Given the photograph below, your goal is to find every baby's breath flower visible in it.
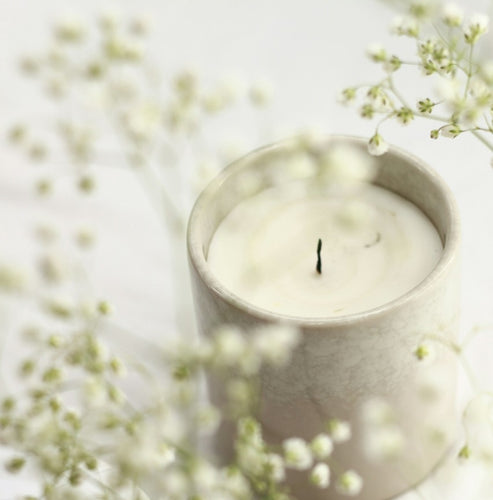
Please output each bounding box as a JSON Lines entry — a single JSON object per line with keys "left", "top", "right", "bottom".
{"left": 310, "top": 433, "right": 333, "bottom": 459}
{"left": 130, "top": 14, "right": 151, "bottom": 36}
{"left": 4, "top": 457, "right": 26, "bottom": 474}
{"left": 366, "top": 43, "right": 387, "bottom": 62}
{"left": 440, "top": 124, "right": 462, "bottom": 138}
{"left": 362, "top": 398, "right": 395, "bottom": 426}
{"left": 464, "top": 14, "right": 489, "bottom": 44}
{"left": 78, "top": 175, "right": 95, "bottom": 193}
{"left": 364, "top": 426, "right": 405, "bottom": 461}
{"left": 252, "top": 324, "right": 300, "bottom": 366}
{"left": 75, "top": 228, "right": 95, "bottom": 249}
{"left": 266, "top": 453, "right": 285, "bottom": 482}
{"left": 214, "top": 325, "right": 247, "bottom": 366}
{"left": 45, "top": 296, "right": 74, "bottom": 318}
{"left": 396, "top": 106, "right": 414, "bottom": 125}
{"left": 249, "top": 79, "right": 274, "bottom": 106}
{"left": 19, "top": 56, "right": 39, "bottom": 75}
{"left": 38, "top": 253, "right": 68, "bottom": 283}
{"left": 29, "top": 142, "right": 48, "bottom": 161}
{"left": 442, "top": 4, "right": 463, "bottom": 27}
{"left": 392, "top": 15, "right": 420, "bottom": 37}
{"left": 368, "top": 133, "right": 389, "bottom": 156}
{"left": 337, "top": 470, "right": 363, "bottom": 496}
{"left": 320, "top": 144, "right": 377, "bottom": 184}
{"left": 54, "top": 15, "right": 85, "bottom": 42}
{"left": 336, "top": 200, "right": 374, "bottom": 230}
{"left": 384, "top": 55, "right": 402, "bottom": 73}
{"left": 417, "top": 98, "right": 435, "bottom": 114}
{"left": 458, "top": 444, "right": 471, "bottom": 460}
{"left": 414, "top": 342, "right": 435, "bottom": 361}
{"left": 0, "top": 265, "right": 27, "bottom": 292}
{"left": 410, "top": 0, "right": 434, "bottom": 18}
{"left": 310, "top": 462, "right": 330, "bottom": 488}
{"left": 328, "top": 419, "right": 352, "bottom": 443}
{"left": 8, "top": 124, "right": 27, "bottom": 143}
{"left": 97, "top": 300, "right": 111, "bottom": 315}
{"left": 283, "top": 437, "right": 313, "bottom": 470}
{"left": 338, "top": 87, "right": 357, "bottom": 105}
{"left": 360, "top": 103, "right": 375, "bottom": 119}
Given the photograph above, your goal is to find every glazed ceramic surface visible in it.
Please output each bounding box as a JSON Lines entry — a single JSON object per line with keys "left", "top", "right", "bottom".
{"left": 187, "top": 136, "right": 461, "bottom": 500}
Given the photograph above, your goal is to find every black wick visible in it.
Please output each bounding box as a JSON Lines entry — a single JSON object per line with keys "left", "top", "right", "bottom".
{"left": 316, "top": 238, "right": 322, "bottom": 275}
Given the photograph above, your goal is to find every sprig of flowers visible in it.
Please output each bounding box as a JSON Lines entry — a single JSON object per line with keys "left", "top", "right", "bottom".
{"left": 342, "top": 0, "right": 493, "bottom": 158}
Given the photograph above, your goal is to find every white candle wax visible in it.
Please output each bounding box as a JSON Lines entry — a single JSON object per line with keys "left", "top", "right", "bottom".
{"left": 207, "top": 179, "right": 442, "bottom": 318}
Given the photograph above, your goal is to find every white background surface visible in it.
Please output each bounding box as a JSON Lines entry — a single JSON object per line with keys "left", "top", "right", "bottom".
{"left": 0, "top": 0, "right": 492, "bottom": 499}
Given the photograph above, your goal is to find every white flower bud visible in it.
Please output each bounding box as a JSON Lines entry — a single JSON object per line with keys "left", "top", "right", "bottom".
{"left": 464, "top": 14, "right": 489, "bottom": 44}
{"left": 328, "top": 419, "right": 352, "bottom": 443}
{"left": 267, "top": 453, "right": 285, "bottom": 482}
{"left": 368, "top": 133, "right": 389, "bottom": 156}
{"left": 310, "top": 463, "right": 330, "bottom": 488}
{"left": 310, "top": 433, "right": 334, "bottom": 459}
{"left": 283, "top": 437, "right": 313, "bottom": 470}
{"left": 252, "top": 324, "right": 300, "bottom": 366}
{"left": 249, "top": 79, "right": 274, "bottom": 106}
{"left": 214, "top": 325, "right": 246, "bottom": 365}
{"left": 321, "top": 144, "right": 377, "bottom": 183}
{"left": 366, "top": 43, "right": 387, "bottom": 62}
{"left": 337, "top": 470, "right": 363, "bottom": 496}
{"left": 442, "top": 4, "right": 463, "bottom": 27}
{"left": 364, "top": 426, "right": 405, "bottom": 461}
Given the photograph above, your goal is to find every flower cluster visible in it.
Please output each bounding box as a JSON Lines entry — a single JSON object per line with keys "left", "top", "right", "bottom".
{"left": 7, "top": 10, "right": 274, "bottom": 232}
{"left": 342, "top": 0, "right": 493, "bottom": 158}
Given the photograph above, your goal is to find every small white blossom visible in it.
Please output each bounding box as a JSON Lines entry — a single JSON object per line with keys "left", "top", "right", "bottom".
{"left": 214, "top": 325, "right": 247, "bottom": 365}
{"left": 366, "top": 43, "right": 387, "bottom": 62}
{"left": 221, "top": 467, "right": 251, "bottom": 497}
{"left": 442, "top": 4, "right": 463, "bottom": 27}
{"left": 267, "top": 453, "right": 285, "bottom": 482}
{"left": 336, "top": 200, "right": 374, "bottom": 230}
{"left": 164, "top": 469, "right": 189, "bottom": 497}
{"left": 391, "top": 16, "right": 419, "bottom": 37}
{"left": 252, "top": 324, "right": 300, "bottom": 366}
{"left": 192, "top": 461, "right": 219, "bottom": 492}
{"left": 321, "top": 144, "right": 377, "bottom": 183}
{"left": 361, "top": 398, "right": 395, "bottom": 426}
{"left": 310, "top": 434, "right": 334, "bottom": 459}
{"left": 310, "top": 463, "right": 331, "bottom": 488}
{"left": 83, "top": 377, "right": 106, "bottom": 406}
{"left": 237, "top": 444, "right": 265, "bottom": 476}
{"left": 414, "top": 341, "right": 436, "bottom": 362}
{"left": 283, "top": 437, "right": 313, "bottom": 470}
{"left": 364, "top": 426, "right": 405, "bottom": 461}
{"left": 286, "top": 153, "right": 318, "bottom": 179}
{"left": 464, "top": 14, "right": 489, "bottom": 44}
{"left": 336, "top": 470, "right": 363, "bottom": 496}
{"left": 249, "top": 79, "right": 274, "bottom": 106}
{"left": 368, "top": 133, "right": 389, "bottom": 156}
{"left": 124, "top": 102, "right": 161, "bottom": 141}
{"left": 54, "top": 14, "right": 85, "bottom": 42}
{"left": 328, "top": 419, "right": 352, "bottom": 443}
{"left": 440, "top": 124, "right": 461, "bottom": 138}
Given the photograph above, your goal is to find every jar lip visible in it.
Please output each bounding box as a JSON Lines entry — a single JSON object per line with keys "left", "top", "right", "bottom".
{"left": 187, "top": 134, "right": 461, "bottom": 328}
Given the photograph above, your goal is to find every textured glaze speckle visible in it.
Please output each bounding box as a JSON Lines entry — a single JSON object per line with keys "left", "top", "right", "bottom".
{"left": 187, "top": 136, "right": 460, "bottom": 500}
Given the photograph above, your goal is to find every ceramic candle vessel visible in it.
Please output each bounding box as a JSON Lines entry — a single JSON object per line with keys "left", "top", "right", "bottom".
{"left": 187, "top": 136, "right": 460, "bottom": 500}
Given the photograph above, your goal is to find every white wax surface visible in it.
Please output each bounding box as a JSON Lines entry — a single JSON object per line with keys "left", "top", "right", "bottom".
{"left": 207, "top": 180, "right": 443, "bottom": 318}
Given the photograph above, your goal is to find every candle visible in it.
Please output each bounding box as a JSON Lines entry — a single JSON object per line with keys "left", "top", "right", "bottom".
{"left": 187, "top": 136, "right": 460, "bottom": 500}
{"left": 207, "top": 180, "right": 442, "bottom": 318}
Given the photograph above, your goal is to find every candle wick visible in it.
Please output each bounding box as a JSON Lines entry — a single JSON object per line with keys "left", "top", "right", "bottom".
{"left": 316, "top": 238, "right": 322, "bottom": 275}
